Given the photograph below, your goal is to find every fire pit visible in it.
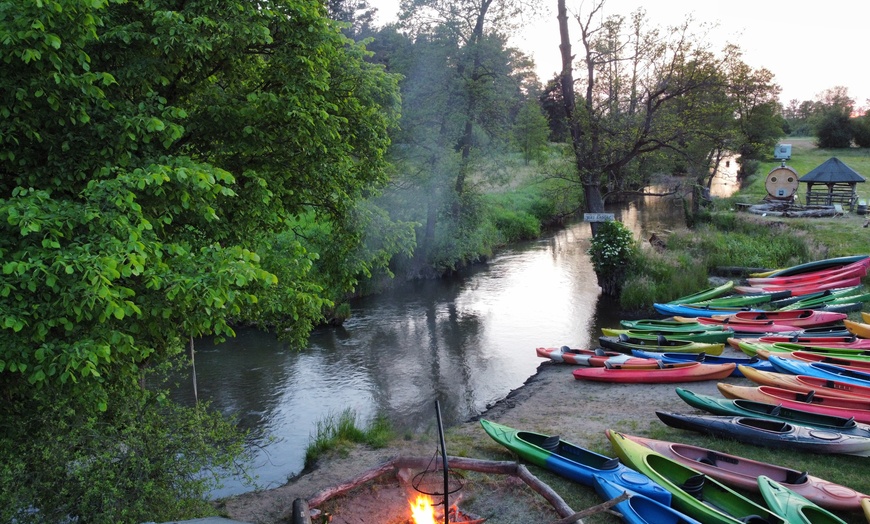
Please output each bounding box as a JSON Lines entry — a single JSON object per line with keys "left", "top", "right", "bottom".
{"left": 407, "top": 494, "right": 485, "bottom": 524}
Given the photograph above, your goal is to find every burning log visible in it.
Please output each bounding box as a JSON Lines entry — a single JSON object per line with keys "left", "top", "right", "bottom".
{"left": 297, "top": 455, "right": 623, "bottom": 524}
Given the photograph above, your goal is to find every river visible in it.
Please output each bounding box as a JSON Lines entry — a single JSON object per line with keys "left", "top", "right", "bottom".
{"left": 174, "top": 186, "right": 695, "bottom": 498}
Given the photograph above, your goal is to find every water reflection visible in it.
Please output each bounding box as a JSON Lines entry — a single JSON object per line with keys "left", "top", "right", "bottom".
{"left": 176, "top": 171, "right": 734, "bottom": 497}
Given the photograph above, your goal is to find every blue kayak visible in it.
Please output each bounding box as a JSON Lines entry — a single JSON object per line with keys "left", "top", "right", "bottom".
{"left": 768, "top": 355, "right": 870, "bottom": 387}
{"left": 593, "top": 474, "right": 702, "bottom": 524}
{"left": 652, "top": 303, "right": 764, "bottom": 318}
{"left": 480, "top": 419, "right": 672, "bottom": 504}
{"left": 630, "top": 350, "right": 774, "bottom": 377}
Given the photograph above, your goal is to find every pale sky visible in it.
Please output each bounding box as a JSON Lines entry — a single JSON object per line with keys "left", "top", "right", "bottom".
{"left": 371, "top": 0, "right": 870, "bottom": 109}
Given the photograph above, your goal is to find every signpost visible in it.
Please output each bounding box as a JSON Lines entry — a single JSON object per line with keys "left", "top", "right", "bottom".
{"left": 583, "top": 213, "right": 615, "bottom": 222}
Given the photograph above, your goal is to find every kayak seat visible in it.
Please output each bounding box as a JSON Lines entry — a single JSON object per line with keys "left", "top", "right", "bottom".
{"left": 541, "top": 435, "right": 560, "bottom": 452}
{"left": 680, "top": 473, "right": 705, "bottom": 499}
{"left": 601, "top": 457, "right": 619, "bottom": 470}
{"left": 560, "top": 345, "right": 571, "bottom": 353}
{"left": 594, "top": 348, "right": 608, "bottom": 356}
{"left": 697, "top": 452, "right": 716, "bottom": 466}
{"left": 694, "top": 352, "right": 707, "bottom": 362}
{"left": 769, "top": 405, "right": 782, "bottom": 416}
{"left": 786, "top": 470, "right": 809, "bottom": 484}
{"left": 657, "top": 334, "right": 667, "bottom": 345}
{"left": 802, "top": 390, "right": 816, "bottom": 403}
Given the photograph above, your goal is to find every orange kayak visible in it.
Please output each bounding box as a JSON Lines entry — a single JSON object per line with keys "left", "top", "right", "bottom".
{"left": 738, "top": 365, "right": 870, "bottom": 400}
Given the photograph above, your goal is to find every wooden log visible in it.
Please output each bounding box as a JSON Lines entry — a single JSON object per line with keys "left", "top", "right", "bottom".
{"left": 290, "top": 498, "right": 311, "bottom": 524}
{"left": 552, "top": 493, "right": 628, "bottom": 524}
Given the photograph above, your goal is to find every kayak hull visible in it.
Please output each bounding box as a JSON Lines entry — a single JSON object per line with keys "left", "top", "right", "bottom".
{"left": 656, "top": 411, "right": 870, "bottom": 456}
{"left": 572, "top": 362, "right": 736, "bottom": 383}
{"left": 615, "top": 432, "right": 868, "bottom": 511}
{"left": 757, "top": 475, "right": 849, "bottom": 524}
{"left": 479, "top": 419, "right": 672, "bottom": 503}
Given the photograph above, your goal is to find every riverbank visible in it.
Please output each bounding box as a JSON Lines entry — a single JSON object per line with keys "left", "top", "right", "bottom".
{"left": 213, "top": 358, "right": 745, "bottom": 523}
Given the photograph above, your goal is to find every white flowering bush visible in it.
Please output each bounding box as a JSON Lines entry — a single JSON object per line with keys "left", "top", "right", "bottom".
{"left": 588, "top": 220, "right": 639, "bottom": 295}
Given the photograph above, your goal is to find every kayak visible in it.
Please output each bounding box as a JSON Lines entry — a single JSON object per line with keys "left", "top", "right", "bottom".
{"left": 770, "top": 285, "right": 866, "bottom": 309}
{"left": 683, "top": 317, "right": 800, "bottom": 334}
{"left": 780, "top": 291, "right": 870, "bottom": 312}
{"left": 592, "top": 474, "right": 702, "bottom": 524}
{"left": 863, "top": 497, "right": 870, "bottom": 524}
{"left": 479, "top": 419, "right": 672, "bottom": 503}
{"left": 747, "top": 258, "right": 870, "bottom": 286}
{"left": 707, "top": 309, "right": 847, "bottom": 328}
{"left": 757, "top": 475, "right": 848, "bottom": 524}
{"left": 674, "top": 387, "right": 870, "bottom": 438}
{"left": 844, "top": 319, "right": 870, "bottom": 339}
{"left": 536, "top": 346, "right": 659, "bottom": 367}
{"left": 665, "top": 281, "right": 735, "bottom": 304}
{"left": 762, "top": 255, "right": 870, "bottom": 278}
{"left": 656, "top": 411, "right": 870, "bottom": 456}
{"left": 598, "top": 334, "right": 724, "bottom": 355}
{"left": 739, "top": 365, "right": 870, "bottom": 400}
{"left": 619, "top": 319, "right": 729, "bottom": 332}
{"left": 752, "top": 335, "right": 870, "bottom": 348}
{"left": 629, "top": 349, "right": 774, "bottom": 377}
{"left": 572, "top": 362, "right": 736, "bottom": 384}
{"left": 767, "top": 355, "right": 870, "bottom": 387}
{"left": 613, "top": 431, "right": 868, "bottom": 511}
{"left": 691, "top": 291, "right": 788, "bottom": 308}
{"left": 606, "top": 429, "right": 788, "bottom": 524}
{"left": 772, "top": 351, "right": 870, "bottom": 372}
{"left": 717, "top": 383, "right": 870, "bottom": 424}
{"left": 734, "top": 276, "right": 865, "bottom": 296}
{"left": 601, "top": 328, "right": 734, "bottom": 344}
{"left": 652, "top": 303, "right": 763, "bottom": 318}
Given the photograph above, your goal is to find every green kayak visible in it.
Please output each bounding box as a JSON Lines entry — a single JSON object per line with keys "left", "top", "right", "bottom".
{"left": 758, "top": 476, "right": 847, "bottom": 524}
{"left": 599, "top": 335, "right": 725, "bottom": 355}
{"left": 673, "top": 388, "right": 870, "bottom": 435}
{"left": 600, "top": 328, "right": 734, "bottom": 344}
{"left": 665, "top": 281, "right": 735, "bottom": 305}
{"left": 619, "top": 319, "right": 728, "bottom": 332}
{"left": 607, "top": 430, "right": 787, "bottom": 524}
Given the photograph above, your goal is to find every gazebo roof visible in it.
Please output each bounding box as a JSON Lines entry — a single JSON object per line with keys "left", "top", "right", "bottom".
{"left": 799, "top": 157, "right": 866, "bottom": 184}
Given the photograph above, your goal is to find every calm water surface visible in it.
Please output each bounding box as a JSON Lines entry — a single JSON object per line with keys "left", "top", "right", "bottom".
{"left": 176, "top": 190, "right": 689, "bottom": 497}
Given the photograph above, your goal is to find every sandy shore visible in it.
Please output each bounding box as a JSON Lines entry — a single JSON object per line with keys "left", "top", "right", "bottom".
{"left": 217, "top": 356, "right": 741, "bottom": 523}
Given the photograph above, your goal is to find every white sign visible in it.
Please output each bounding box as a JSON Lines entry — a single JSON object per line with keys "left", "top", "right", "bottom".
{"left": 583, "top": 213, "right": 615, "bottom": 222}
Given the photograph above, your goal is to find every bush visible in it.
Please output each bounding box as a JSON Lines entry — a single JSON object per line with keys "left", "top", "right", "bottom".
{"left": 588, "top": 221, "right": 639, "bottom": 296}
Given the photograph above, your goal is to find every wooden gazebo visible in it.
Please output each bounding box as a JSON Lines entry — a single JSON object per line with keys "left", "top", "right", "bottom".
{"left": 799, "top": 157, "right": 866, "bottom": 211}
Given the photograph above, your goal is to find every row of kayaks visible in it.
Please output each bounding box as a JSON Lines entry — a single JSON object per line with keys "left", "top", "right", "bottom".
{"left": 480, "top": 418, "right": 862, "bottom": 523}
{"left": 518, "top": 255, "right": 870, "bottom": 521}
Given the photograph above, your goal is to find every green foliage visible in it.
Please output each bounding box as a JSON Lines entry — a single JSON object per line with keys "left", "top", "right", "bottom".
{"left": 304, "top": 408, "right": 393, "bottom": 467}
{"left": 1, "top": 0, "right": 404, "bottom": 520}
{"left": 512, "top": 100, "right": 551, "bottom": 165}
{"left": 853, "top": 112, "right": 870, "bottom": 148}
{"left": 814, "top": 108, "right": 854, "bottom": 148}
{"left": 0, "top": 375, "right": 249, "bottom": 524}
{"left": 620, "top": 250, "right": 710, "bottom": 310}
{"left": 587, "top": 221, "right": 639, "bottom": 296}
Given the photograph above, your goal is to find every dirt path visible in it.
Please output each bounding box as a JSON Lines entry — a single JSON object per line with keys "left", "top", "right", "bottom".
{"left": 216, "top": 357, "right": 738, "bottom": 523}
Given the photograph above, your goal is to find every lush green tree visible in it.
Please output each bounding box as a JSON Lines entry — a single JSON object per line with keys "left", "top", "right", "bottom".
{"left": 812, "top": 86, "right": 855, "bottom": 148}
{"left": 724, "top": 52, "right": 785, "bottom": 161}
{"left": 0, "top": 0, "right": 403, "bottom": 520}
{"left": 513, "top": 99, "right": 551, "bottom": 164}
{"left": 854, "top": 111, "right": 870, "bottom": 148}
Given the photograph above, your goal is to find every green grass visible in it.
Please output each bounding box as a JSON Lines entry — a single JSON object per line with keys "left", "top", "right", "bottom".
{"left": 304, "top": 408, "right": 393, "bottom": 468}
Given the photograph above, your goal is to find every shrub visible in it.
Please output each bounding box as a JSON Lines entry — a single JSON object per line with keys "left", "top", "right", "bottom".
{"left": 588, "top": 221, "right": 639, "bottom": 296}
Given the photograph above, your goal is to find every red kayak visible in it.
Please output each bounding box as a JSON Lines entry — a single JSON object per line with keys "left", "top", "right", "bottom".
{"left": 536, "top": 346, "right": 659, "bottom": 368}
{"left": 615, "top": 431, "right": 869, "bottom": 511}
{"left": 708, "top": 310, "right": 846, "bottom": 328}
{"left": 739, "top": 365, "right": 870, "bottom": 400}
{"left": 572, "top": 361, "right": 735, "bottom": 383}
{"left": 734, "top": 276, "right": 864, "bottom": 296}
{"left": 718, "top": 383, "right": 870, "bottom": 424}
{"left": 746, "top": 258, "right": 870, "bottom": 286}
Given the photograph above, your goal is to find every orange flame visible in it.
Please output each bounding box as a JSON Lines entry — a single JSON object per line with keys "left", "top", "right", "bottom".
{"left": 410, "top": 495, "right": 437, "bottom": 524}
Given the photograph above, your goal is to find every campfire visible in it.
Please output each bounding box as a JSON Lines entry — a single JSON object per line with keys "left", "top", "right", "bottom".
{"left": 407, "top": 494, "right": 484, "bottom": 524}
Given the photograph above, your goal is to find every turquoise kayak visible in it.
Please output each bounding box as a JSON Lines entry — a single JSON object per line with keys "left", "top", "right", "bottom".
{"left": 758, "top": 475, "right": 847, "bottom": 524}
{"left": 479, "top": 419, "right": 671, "bottom": 504}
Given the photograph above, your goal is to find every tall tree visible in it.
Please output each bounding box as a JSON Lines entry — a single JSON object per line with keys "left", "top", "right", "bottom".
{"left": 0, "top": 0, "right": 403, "bottom": 519}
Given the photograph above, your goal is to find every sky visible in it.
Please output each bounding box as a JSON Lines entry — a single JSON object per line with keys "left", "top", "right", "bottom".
{"left": 371, "top": 0, "right": 870, "bottom": 109}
